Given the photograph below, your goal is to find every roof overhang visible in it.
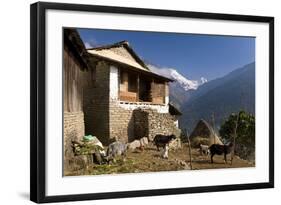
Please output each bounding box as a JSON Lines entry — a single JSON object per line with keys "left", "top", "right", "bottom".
{"left": 64, "top": 29, "right": 90, "bottom": 70}
{"left": 169, "top": 103, "right": 182, "bottom": 115}
{"left": 88, "top": 52, "right": 174, "bottom": 82}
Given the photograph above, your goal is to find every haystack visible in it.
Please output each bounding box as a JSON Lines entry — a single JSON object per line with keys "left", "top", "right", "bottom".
{"left": 189, "top": 119, "right": 222, "bottom": 147}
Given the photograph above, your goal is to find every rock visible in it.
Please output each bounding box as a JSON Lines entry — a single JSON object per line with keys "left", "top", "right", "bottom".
{"left": 84, "top": 136, "right": 106, "bottom": 156}
{"left": 87, "top": 136, "right": 104, "bottom": 148}
{"left": 127, "top": 137, "right": 148, "bottom": 151}
{"left": 169, "top": 137, "right": 182, "bottom": 149}
{"left": 127, "top": 140, "right": 141, "bottom": 150}
{"left": 179, "top": 160, "right": 187, "bottom": 167}
{"left": 140, "top": 137, "right": 149, "bottom": 147}
{"left": 71, "top": 136, "right": 107, "bottom": 165}
{"left": 175, "top": 159, "right": 191, "bottom": 170}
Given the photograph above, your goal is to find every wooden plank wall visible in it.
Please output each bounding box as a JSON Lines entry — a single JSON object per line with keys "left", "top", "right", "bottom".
{"left": 64, "top": 46, "right": 90, "bottom": 112}
{"left": 118, "top": 69, "right": 167, "bottom": 104}
{"left": 151, "top": 80, "right": 166, "bottom": 104}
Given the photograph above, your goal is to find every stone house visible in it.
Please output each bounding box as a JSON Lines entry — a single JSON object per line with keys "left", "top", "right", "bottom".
{"left": 63, "top": 28, "right": 181, "bottom": 150}
{"left": 84, "top": 40, "right": 182, "bottom": 144}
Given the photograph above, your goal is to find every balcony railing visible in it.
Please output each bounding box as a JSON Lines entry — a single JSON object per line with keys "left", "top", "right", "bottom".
{"left": 119, "top": 91, "right": 137, "bottom": 102}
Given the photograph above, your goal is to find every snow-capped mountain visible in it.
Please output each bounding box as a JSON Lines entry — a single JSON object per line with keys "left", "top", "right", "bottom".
{"left": 181, "top": 62, "right": 255, "bottom": 132}
{"left": 148, "top": 64, "right": 207, "bottom": 91}
{"left": 200, "top": 77, "right": 208, "bottom": 84}
{"left": 169, "top": 69, "right": 200, "bottom": 90}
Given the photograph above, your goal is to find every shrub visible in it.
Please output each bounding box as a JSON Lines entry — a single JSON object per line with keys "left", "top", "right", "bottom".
{"left": 219, "top": 110, "right": 255, "bottom": 160}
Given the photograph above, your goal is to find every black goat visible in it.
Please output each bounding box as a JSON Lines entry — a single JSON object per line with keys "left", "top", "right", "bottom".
{"left": 153, "top": 134, "right": 176, "bottom": 151}
{"left": 209, "top": 142, "right": 234, "bottom": 164}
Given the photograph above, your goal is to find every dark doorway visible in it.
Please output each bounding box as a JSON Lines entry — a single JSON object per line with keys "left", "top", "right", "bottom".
{"left": 139, "top": 78, "right": 152, "bottom": 102}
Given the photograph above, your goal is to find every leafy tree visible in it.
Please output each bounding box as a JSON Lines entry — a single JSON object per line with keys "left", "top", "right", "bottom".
{"left": 219, "top": 111, "right": 255, "bottom": 159}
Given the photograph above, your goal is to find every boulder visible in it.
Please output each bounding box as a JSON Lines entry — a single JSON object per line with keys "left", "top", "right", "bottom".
{"left": 83, "top": 135, "right": 106, "bottom": 156}
{"left": 140, "top": 137, "right": 148, "bottom": 147}
{"left": 71, "top": 135, "right": 107, "bottom": 165}
{"left": 84, "top": 135, "right": 104, "bottom": 148}
{"left": 175, "top": 159, "right": 191, "bottom": 170}
{"left": 169, "top": 137, "right": 181, "bottom": 149}
{"left": 127, "top": 140, "right": 141, "bottom": 150}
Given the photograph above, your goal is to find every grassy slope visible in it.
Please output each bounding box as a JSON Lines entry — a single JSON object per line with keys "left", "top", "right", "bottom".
{"left": 66, "top": 144, "right": 254, "bottom": 176}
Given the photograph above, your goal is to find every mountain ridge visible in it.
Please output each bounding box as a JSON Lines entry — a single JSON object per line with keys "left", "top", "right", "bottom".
{"left": 180, "top": 62, "right": 255, "bottom": 132}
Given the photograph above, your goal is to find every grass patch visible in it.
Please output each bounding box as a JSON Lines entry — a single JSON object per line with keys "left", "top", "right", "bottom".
{"left": 66, "top": 144, "right": 254, "bottom": 176}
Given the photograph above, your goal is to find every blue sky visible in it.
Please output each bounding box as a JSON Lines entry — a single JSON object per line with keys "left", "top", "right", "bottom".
{"left": 78, "top": 28, "right": 255, "bottom": 81}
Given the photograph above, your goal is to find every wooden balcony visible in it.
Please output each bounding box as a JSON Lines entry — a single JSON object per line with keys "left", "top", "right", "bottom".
{"left": 119, "top": 91, "right": 137, "bottom": 102}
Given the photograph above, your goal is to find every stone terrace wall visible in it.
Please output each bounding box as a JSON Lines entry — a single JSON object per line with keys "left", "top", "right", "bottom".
{"left": 134, "top": 108, "right": 181, "bottom": 141}
{"left": 109, "top": 104, "right": 181, "bottom": 143}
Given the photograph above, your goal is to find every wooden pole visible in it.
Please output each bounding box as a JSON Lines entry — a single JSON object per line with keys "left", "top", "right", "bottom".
{"left": 185, "top": 129, "right": 193, "bottom": 170}
{"left": 150, "top": 78, "right": 154, "bottom": 102}
{"left": 211, "top": 112, "right": 215, "bottom": 144}
{"left": 137, "top": 74, "right": 140, "bottom": 101}
{"left": 231, "top": 111, "right": 240, "bottom": 165}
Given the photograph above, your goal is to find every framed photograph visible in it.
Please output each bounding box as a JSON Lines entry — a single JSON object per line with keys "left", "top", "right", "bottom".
{"left": 30, "top": 2, "right": 274, "bottom": 203}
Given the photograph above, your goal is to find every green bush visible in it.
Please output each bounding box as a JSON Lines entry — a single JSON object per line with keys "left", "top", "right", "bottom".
{"left": 219, "top": 110, "right": 255, "bottom": 159}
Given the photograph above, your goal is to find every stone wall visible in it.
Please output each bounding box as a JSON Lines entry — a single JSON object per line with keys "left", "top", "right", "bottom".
{"left": 64, "top": 111, "right": 85, "bottom": 172}
{"left": 109, "top": 103, "right": 181, "bottom": 142}
{"left": 64, "top": 111, "right": 85, "bottom": 148}
{"left": 134, "top": 108, "right": 181, "bottom": 141}
{"left": 108, "top": 65, "right": 133, "bottom": 142}
{"left": 109, "top": 100, "right": 134, "bottom": 142}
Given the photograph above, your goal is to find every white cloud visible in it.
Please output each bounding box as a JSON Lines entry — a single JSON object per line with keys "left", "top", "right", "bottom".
{"left": 84, "top": 38, "right": 98, "bottom": 49}
{"left": 147, "top": 64, "right": 174, "bottom": 78}
{"left": 84, "top": 42, "right": 92, "bottom": 49}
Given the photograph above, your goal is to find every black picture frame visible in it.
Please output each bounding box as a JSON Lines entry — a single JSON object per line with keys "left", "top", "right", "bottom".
{"left": 30, "top": 2, "right": 274, "bottom": 203}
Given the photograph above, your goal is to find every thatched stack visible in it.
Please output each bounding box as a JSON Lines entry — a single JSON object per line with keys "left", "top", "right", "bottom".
{"left": 189, "top": 119, "right": 223, "bottom": 147}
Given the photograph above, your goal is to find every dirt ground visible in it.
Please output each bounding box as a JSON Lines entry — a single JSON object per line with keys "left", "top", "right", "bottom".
{"left": 65, "top": 143, "right": 255, "bottom": 176}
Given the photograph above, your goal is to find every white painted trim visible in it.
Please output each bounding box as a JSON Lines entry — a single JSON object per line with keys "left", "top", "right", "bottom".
{"left": 117, "top": 101, "right": 169, "bottom": 113}
{"left": 109, "top": 65, "right": 119, "bottom": 100}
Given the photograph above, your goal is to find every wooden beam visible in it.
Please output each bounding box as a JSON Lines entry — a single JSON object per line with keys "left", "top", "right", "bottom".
{"left": 118, "top": 68, "right": 120, "bottom": 100}
{"left": 137, "top": 74, "right": 140, "bottom": 101}
{"left": 150, "top": 78, "right": 154, "bottom": 102}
